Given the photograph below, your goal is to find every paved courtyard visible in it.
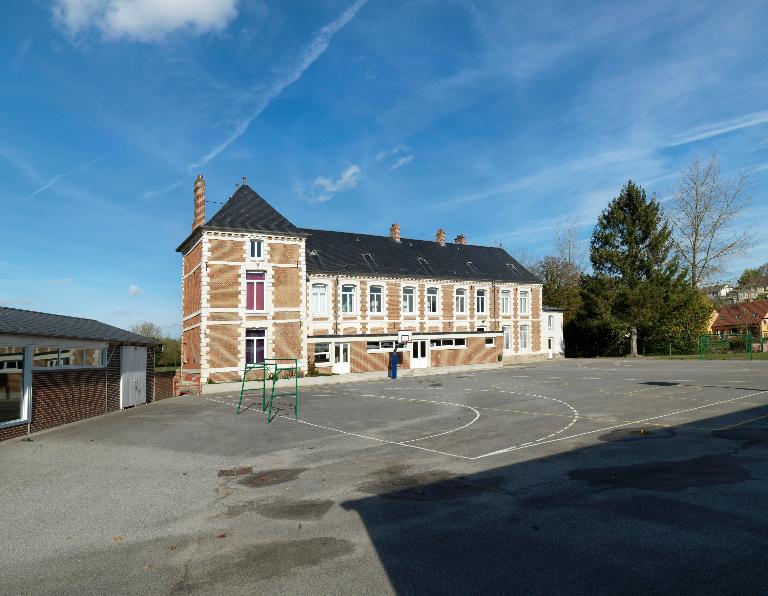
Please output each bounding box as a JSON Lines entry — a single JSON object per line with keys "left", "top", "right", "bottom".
{"left": 2, "top": 358, "right": 768, "bottom": 594}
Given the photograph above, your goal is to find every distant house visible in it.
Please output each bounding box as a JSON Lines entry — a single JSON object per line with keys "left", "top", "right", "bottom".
{"left": 0, "top": 307, "right": 160, "bottom": 443}
{"left": 710, "top": 300, "right": 768, "bottom": 339}
{"left": 702, "top": 283, "right": 733, "bottom": 301}
{"left": 730, "top": 276, "right": 768, "bottom": 303}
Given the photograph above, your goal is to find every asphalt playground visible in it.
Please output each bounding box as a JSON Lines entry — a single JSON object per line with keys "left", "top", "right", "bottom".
{"left": 2, "top": 358, "right": 768, "bottom": 594}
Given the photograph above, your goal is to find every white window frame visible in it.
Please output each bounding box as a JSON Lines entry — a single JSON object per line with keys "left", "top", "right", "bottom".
{"left": 245, "top": 328, "right": 266, "bottom": 364}
{"left": 31, "top": 346, "right": 107, "bottom": 370}
{"left": 0, "top": 345, "right": 32, "bottom": 429}
{"left": 246, "top": 271, "right": 267, "bottom": 313}
{"left": 313, "top": 342, "right": 331, "bottom": 365}
{"left": 341, "top": 283, "right": 357, "bottom": 314}
{"left": 548, "top": 314, "right": 554, "bottom": 330}
{"left": 500, "top": 290, "right": 511, "bottom": 315}
{"left": 369, "top": 285, "right": 384, "bottom": 315}
{"left": 476, "top": 288, "right": 487, "bottom": 314}
{"left": 519, "top": 290, "right": 530, "bottom": 316}
{"left": 402, "top": 286, "right": 416, "bottom": 315}
{"left": 426, "top": 287, "right": 439, "bottom": 314}
{"left": 455, "top": 287, "right": 467, "bottom": 314}
{"left": 311, "top": 283, "right": 328, "bottom": 316}
{"left": 520, "top": 324, "right": 530, "bottom": 351}
{"left": 249, "top": 239, "right": 264, "bottom": 259}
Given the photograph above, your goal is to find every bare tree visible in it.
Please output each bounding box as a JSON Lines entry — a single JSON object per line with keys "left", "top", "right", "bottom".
{"left": 667, "top": 153, "right": 753, "bottom": 288}
{"left": 554, "top": 217, "right": 587, "bottom": 271}
{"left": 131, "top": 321, "right": 163, "bottom": 339}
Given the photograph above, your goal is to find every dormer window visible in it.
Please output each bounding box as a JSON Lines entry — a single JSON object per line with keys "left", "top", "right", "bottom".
{"left": 309, "top": 249, "right": 318, "bottom": 257}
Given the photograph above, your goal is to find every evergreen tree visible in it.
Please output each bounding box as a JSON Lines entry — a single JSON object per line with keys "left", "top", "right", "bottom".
{"left": 573, "top": 180, "right": 711, "bottom": 357}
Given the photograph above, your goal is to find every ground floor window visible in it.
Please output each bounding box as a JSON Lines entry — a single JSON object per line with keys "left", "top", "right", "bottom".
{"left": 367, "top": 340, "right": 395, "bottom": 351}
{"left": 0, "top": 346, "right": 25, "bottom": 424}
{"left": 245, "top": 329, "right": 265, "bottom": 364}
{"left": 520, "top": 324, "right": 530, "bottom": 350}
{"left": 314, "top": 343, "right": 330, "bottom": 363}
{"left": 430, "top": 338, "right": 467, "bottom": 348}
{"left": 485, "top": 336, "right": 495, "bottom": 346}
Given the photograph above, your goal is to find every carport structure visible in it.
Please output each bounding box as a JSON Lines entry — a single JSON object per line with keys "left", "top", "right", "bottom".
{"left": 0, "top": 307, "right": 160, "bottom": 442}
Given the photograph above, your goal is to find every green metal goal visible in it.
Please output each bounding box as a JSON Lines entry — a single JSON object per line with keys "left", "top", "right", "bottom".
{"left": 236, "top": 358, "right": 299, "bottom": 423}
{"left": 698, "top": 333, "right": 753, "bottom": 361}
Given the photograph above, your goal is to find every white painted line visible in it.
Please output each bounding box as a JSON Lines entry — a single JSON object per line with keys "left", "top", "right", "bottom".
{"left": 281, "top": 417, "right": 472, "bottom": 460}
{"left": 473, "top": 388, "right": 768, "bottom": 459}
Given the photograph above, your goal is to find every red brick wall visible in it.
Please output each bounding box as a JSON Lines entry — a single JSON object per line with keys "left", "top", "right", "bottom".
{"left": 154, "top": 370, "right": 177, "bottom": 400}
{"left": 430, "top": 337, "right": 500, "bottom": 367}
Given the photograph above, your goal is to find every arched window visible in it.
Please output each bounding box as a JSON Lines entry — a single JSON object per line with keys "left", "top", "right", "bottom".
{"left": 426, "top": 287, "right": 439, "bottom": 313}
{"left": 311, "top": 283, "right": 328, "bottom": 316}
{"left": 500, "top": 290, "right": 511, "bottom": 314}
{"left": 455, "top": 288, "right": 467, "bottom": 314}
{"left": 369, "top": 285, "right": 383, "bottom": 314}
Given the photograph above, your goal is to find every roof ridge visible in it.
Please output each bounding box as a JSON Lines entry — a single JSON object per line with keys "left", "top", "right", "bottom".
{"left": 0, "top": 305, "right": 101, "bottom": 324}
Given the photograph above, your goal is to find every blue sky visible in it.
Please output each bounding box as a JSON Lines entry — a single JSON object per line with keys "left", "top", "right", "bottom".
{"left": 2, "top": 0, "right": 768, "bottom": 337}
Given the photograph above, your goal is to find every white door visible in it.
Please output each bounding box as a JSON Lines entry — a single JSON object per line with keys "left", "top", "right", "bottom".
{"left": 121, "top": 346, "right": 147, "bottom": 408}
{"left": 333, "top": 343, "right": 350, "bottom": 374}
{"left": 503, "top": 326, "right": 512, "bottom": 355}
{"left": 411, "top": 340, "right": 429, "bottom": 368}
{"left": 548, "top": 337, "right": 554, "bottom": 359}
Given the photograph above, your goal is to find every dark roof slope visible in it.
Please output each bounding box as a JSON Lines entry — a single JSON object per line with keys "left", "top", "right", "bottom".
{"left": 177, "top": 184, "right": 303, "bottom": 252}
{"left": 0, "top": 307, "right": 161, "bottom": 345}
{"left": 302, "top": 228, "right": 540, "bottom": 283}
{"left": 206, "top": 185, "right": 300, "bottom": 235}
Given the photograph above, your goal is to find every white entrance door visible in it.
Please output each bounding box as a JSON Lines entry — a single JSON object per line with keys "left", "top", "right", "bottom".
{"left": 503, "top": 326, "right": 512, "bottom": 355}
{"left": 411, "top": 340, "right": 429, "bottom": 368}
{"left": 548, "top": 337, "right": 554, "bottom": 359}
{"left": 333, "top": 343, "right": 350, "bottom": 374}
{"left": 120, "top": 346, "right": 147, "bottom": 408}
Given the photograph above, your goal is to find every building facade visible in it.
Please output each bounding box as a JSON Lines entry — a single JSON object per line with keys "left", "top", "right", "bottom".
{"left": 177, "top": 177, "right": 547, "bottom": 391}
{"left": 0, "top": 307, "right": 160, "bottom": 443}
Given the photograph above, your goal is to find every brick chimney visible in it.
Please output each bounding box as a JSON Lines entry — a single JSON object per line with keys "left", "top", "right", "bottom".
{"left": 390, "top": 223, "right": 401, "bottom": 242}
{"left": 436, "top": 228, "right": 446, "bottom": 246}
{"left": 454, "top": 234, "right": 467, "bottom": 245}
{"left": 193, "top": 174, "right": 206, "bottom": 230}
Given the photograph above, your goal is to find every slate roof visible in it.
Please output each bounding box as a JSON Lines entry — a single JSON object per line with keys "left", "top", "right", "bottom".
{"left": 302, "top": 228, "right": 541, "bottom": 283}
{"left": 177, "top": 185, "right": 302, "bottom": 252}
{"left": 0, "top": 307, "right": 161, "bottom": 345}
{"left": 176, "top": 182, "right": 541, "bottom": 283}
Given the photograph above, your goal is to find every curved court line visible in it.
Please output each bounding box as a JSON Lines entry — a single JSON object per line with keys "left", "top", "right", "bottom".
{"left": 473, "top": 388, "right": 768, "bottom": 458}
{"left": 336, "top": 391, "right": 481, "bottom": 444}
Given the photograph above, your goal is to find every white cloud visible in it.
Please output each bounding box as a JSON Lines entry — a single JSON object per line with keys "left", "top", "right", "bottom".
{"left": 190, "top": 0, "right": 367, "bottom": 169}
{"left": 375, "top": 144, "right": 414, "bottom": 172}
{"left": 667, "top": 110, "right": 768, "bottom": 147}
{"left": 53, "top": 0, "right": 239, "bottom": 42}
{"left": 128, "top": 284, "right": 142, "bottom": 296}
{"left": 297, "top": 164, "right": 363, "bottom": 203}
{"left": 312, "top": 164, "right": 362, "bottom": 194}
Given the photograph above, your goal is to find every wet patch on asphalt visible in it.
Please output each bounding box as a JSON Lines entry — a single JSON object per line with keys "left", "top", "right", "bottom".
{"left": 358, "top": 467, "right": 503, "bottom": 501}
{"left": 218, "top": 465, "right": 253, "bottom": 477}
{"left": 228, "top": 499, "right": 334, "bottom": 521}
{"left": 568, "top": 455, "right": 750, "bottom": 491}
{"left": 712, "top": 427, "right": 768, "bottom": 449}
{"left": 599, "top": 428, "right": 676, "bottom": 442}
{"left": 237, "top": 468, "right": 306, "bottom": 488}
{"left": 170, "top": 537, "right": 354, "bottom": 593}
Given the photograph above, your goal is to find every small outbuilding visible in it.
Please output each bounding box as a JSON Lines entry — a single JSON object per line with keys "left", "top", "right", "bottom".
{"left": 0, "top": 307, "right": 160, "bottom": 442}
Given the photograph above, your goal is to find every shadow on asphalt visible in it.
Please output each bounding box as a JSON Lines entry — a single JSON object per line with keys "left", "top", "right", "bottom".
{"left": 342, "top": 403, "right": 768, "bottom": 595}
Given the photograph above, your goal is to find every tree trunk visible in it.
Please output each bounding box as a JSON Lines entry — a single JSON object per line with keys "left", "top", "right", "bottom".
{"left": 630, "top": 327, "right": 638, "bottom": 357}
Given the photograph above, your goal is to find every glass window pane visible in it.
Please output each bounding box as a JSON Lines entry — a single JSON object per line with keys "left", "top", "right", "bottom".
{"left": 33, "top": 347, "right": 59, "bottom": 368}
{"left": 83, "top": 349, "right": 103, "bottom": 367}
{"left": 255, "top": 280, "right": 265, "bottom": 311}
{"left": 245, "top": 340, "right": 254, "bottom": 363}
{"left": 0, "top": 346, "right": 24, "bottom": 423}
